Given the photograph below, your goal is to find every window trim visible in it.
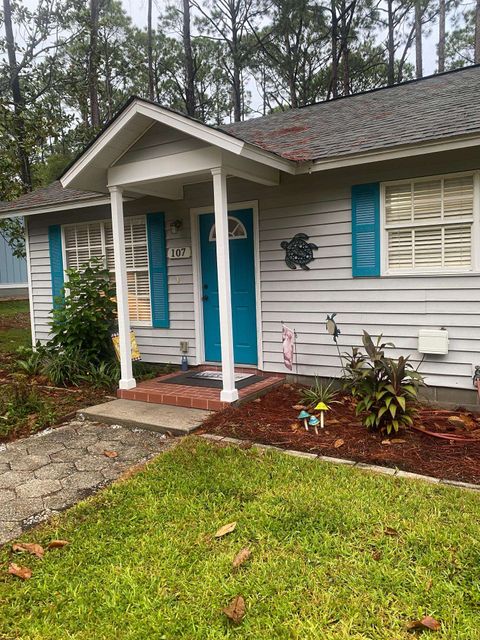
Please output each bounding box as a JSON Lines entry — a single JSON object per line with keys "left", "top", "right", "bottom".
{"left": 208, "top": 216, "right": 248, "bottom": 242}
{"left": 380, "top": 170, "right": 480, "bottom": 277}
{"left": 61, "top": 215, "right": 152, "bottom": 327}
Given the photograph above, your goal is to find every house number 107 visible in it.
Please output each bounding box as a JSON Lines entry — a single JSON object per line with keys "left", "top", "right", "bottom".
{"left": 168, "top": 247, "right": 191, "bottom": 259}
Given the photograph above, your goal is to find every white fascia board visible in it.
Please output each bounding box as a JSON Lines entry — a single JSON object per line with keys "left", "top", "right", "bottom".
{"left": 240, "top": 142, "right": 297, "bottom": 174}
{"left": 298, "top": 134, "right": 480, "bottom": 174}
{"left": 61, "top": 101, "right": 142, "bottom": 188}
{"left": 0, "top": 197, "right": 112, "bottom": 219}
{"left": 135, "top": 102, "right": 246, "bottom": 155}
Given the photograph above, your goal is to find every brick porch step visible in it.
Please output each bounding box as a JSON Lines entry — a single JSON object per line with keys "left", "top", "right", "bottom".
{"left": 117, "top": 372, "right": 285, "bottom": 411}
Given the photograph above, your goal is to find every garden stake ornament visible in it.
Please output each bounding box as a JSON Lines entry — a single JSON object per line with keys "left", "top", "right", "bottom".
{"left": 314, "top": 402, "right": 329, "bottom": 430}
{"left": 326, "top": 313, "right": 345, "bottom": 375}
{"left": 308, "top": 415, "right": 320, "bottom": 435}
{"left": 298, "top": 410, "right": 311, "bottom": 431}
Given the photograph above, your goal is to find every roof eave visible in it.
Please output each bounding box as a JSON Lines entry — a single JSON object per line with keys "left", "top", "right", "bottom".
{"left": 299, "top": 132, "right": 480, "bottom": 173}
{"left": 0, "top": 196, "right": 111, "bottom": 219}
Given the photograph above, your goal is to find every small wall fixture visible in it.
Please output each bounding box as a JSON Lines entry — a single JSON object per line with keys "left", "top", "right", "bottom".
{"left": 170, "top": 219, "right": 183, "bottom": 235}
{"left": 418, "top": 329, "right": 449, "bottom": 355}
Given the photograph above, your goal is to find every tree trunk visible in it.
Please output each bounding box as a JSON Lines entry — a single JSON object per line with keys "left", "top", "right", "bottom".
{"left": 330, "top": 0, "right": 339, "bottom": 98}
{"left": 88, "top": 0, "right": 101, "bottom": 128}
{"left": 438, "top": 0, "right": 445, "bottom": 72}
{"left": 147, "top": 0, "right": 155, "bottom": 101}
{"left": 3, "top": 0, "right": 32, "bottom": 191}
{"left": 340, "top": 0, "right": 350, "bottom": 95}
{"left": 387, "top": 0, "right": 395, "bottom": 85}
{"left": 415, "top": 2, "right": 423, "bottom": 78}
{"left": 231, "top": 26, "right": 242, "bottom": 121}
{"left": 475, "top": 0, "right": 480, "bottom": 63}
{"left": 182, "top": 0, "right": 196, "bottom": 116}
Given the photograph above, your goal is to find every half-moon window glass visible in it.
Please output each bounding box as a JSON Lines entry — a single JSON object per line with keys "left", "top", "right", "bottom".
{"left": 209, "top": 216, "right": 247, "bottom": 242}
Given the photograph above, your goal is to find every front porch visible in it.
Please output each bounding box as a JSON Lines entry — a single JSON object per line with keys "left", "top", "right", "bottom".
{"left": 58, "top": 99, "right": 292, "bottom": 404}
{"left": 117, "top": 366, "right": 285, "bottom": 411}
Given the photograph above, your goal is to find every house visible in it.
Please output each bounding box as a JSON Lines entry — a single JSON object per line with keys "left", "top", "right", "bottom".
{"left": 2, "top": 65, "right": 480, "bottom": 406}
{"left": 0, "top": 220, "right": 27, "bottom": 298}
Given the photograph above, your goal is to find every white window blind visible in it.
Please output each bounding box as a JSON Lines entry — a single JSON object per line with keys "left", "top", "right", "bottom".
{"left": 384, "top": 174, "right": 475, "bottom": 273}
{"left": 63, "top": 217, "right": 151, "bottom": 324}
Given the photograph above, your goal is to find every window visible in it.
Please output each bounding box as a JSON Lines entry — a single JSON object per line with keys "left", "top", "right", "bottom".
{"left": 209, "top": 216, "right": 247, "bottom": 241}
{"left": 63, "top": 216, "right": 151, "bottom": 324}
{"left": 383, "top": 174, "right": 476, "bottom": 273}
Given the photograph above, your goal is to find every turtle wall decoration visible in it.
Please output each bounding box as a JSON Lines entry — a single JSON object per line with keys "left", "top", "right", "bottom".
{"left": 281, "top": 233, "right": 318, "bottom": 270}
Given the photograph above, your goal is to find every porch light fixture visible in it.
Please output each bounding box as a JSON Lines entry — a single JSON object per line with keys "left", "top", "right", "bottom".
{"left": 170, "top": 219, "right": 183, "bottom": 235}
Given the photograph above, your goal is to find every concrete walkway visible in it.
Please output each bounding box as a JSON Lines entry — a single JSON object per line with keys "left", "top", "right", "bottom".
{"left": 0, "top": 419, "right": 174, "bottom": 546}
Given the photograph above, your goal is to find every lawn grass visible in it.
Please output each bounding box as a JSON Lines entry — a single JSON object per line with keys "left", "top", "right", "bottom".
{"left": 0, "top": 298, "right": 31, "bottom": 353}
{"left": 0, "top": 438, "right": 479, "bottom": 640}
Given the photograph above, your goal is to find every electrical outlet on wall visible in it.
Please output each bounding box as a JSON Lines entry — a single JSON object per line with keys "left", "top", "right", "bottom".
{"left": 180, "top": 341, "right": 189, "bottom": 353}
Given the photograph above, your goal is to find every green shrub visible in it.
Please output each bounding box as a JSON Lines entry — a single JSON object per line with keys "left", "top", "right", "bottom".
{"left": 49, "top": 258, "right": 117, "bottom": 365}
{"left": 343, "top": 331, "right": 423, "bottom": 435}
{"left": 300, "top": 378, "right": 339, "bottom": 407}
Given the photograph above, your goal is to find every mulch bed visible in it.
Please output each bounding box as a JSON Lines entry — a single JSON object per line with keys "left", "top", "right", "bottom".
{"left": 199, "top": 385, "right": 480, "bottom": 484}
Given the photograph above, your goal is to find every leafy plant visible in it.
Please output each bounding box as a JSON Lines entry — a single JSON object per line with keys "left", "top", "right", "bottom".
{"left": 343, "top": 331, "right": 423, "bottom": 434}
{"left": 14, "top": 343, "right": 49, "bottom": 376}
{"left": 49, "top": 258, "right": 117, "bottom": 365}
{"left": 77, "top": 360, "right": 120, "bottom": 390}
{"left": 42, "top": 348, "right": 87, "bottom": 387}
{"left": 300, "top": 377, "right": 339, "bottom": 407}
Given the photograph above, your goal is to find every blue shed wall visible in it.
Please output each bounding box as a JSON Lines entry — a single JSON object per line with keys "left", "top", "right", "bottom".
{"left": 0, "top": 231, "right": 27, "bottom": 285}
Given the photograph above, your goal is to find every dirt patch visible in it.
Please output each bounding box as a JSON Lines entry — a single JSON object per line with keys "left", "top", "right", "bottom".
{"left": 198, "top": 386, "right": 480, "bottom": 484}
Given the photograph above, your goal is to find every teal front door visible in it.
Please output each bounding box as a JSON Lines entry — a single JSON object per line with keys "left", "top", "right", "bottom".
{"left": 199, "top": 208, "right": 258, "bottom": 365}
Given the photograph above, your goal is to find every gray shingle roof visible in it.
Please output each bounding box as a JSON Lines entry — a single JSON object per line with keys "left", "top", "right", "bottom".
{"left": 0, "top": 181, "right": 102, "bottom": 215}
{"left": 2, "top": 66, "right": 480, "bottom": 214}
{"left": 221, "top": 65, "right": 480, "bottom": 162}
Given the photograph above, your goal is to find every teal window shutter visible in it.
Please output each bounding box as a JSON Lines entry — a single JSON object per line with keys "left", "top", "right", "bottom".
{"left": 351, "top": 182, "right": 380, "bottom": 277}
{"left": 147, "top": 212, "right": 169, "bottom": 328}
{"left": 48, "top": 224, "right": 64, "bottom": 307}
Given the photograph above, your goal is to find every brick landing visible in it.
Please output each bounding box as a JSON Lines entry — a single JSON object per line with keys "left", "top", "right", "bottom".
{"left": 117, "top": 369, "right": 285, "bottom": 411}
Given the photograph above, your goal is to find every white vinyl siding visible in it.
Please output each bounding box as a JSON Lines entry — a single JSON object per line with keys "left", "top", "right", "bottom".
{"left": 63, "top": 216, "right": 151, "bottom": 324}
{"left": 383, "top": 173, "right": 476, "bottom": 274}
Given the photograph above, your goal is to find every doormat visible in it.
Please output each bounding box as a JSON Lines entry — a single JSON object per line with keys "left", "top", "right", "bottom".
{"left": 161, "top": 370, "right": 263, "bottom": 390}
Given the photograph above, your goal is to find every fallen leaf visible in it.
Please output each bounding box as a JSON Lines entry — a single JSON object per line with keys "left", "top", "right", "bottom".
{"left": 425, "top": 578, "right": 433, "bottom": 592}
{"left": 12, "top": 542, "right": 44, "bottom": 559}
{"left": 223, "top": 595, "right": 245, "bottom": 624}
{"left": 333, "top": 439, "right": 344, "bottom": 448}
{"left": 372, "top": 550, "right": 382, "bottom": 561}
{"left": 8, "top": 563, "right": 32, "bottom": 580}
{"left": 253, "top": 398, "right": 262, "bottom": 403}
{"left": 232, "top": 548, "right": 251, "bottom": 570}
{"left": 384, "top": 526, "right": 399, "bottom": 537}
{"left": 381, "top": 439, "right": 391, "bottom": 445}
{"left": 103, "top": 450, "right": 118, "bottom": 458}
{"left": 290, "top": 422, "right": 300, "bottom": 432}
{"left": 407, "top": 616, "right": 441, "bottom": 632}
{"left": 47, "top": 540, "right": 70, "bottom": 549}
{"left": 215, "top": 521, "right": 237, "bottom": 538}
{"left": 292, "top": 404, "right": 305, "bottom": 411}
{"left": 390, "top": 438, "right": 407, "bottom": 444}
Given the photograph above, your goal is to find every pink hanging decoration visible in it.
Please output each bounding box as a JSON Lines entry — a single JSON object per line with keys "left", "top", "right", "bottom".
{"left": 282, "top": 324, "right": 295, "bottom": 371}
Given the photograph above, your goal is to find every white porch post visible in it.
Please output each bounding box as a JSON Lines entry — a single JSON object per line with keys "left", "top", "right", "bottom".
{"left": 109, "top": 186, "right": 136, "bottom": 390}
{"left": 211, "top": 168, "right": 238, "bottom": 403}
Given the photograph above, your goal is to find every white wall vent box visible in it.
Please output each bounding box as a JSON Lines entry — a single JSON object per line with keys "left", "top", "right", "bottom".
{"left": 418, "top": 329, "right": 449, "bottom": 355}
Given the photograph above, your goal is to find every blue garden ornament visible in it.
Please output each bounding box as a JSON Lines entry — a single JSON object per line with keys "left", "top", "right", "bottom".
{"left": 326, "top": 313, "right": 341, "bottom": 343}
